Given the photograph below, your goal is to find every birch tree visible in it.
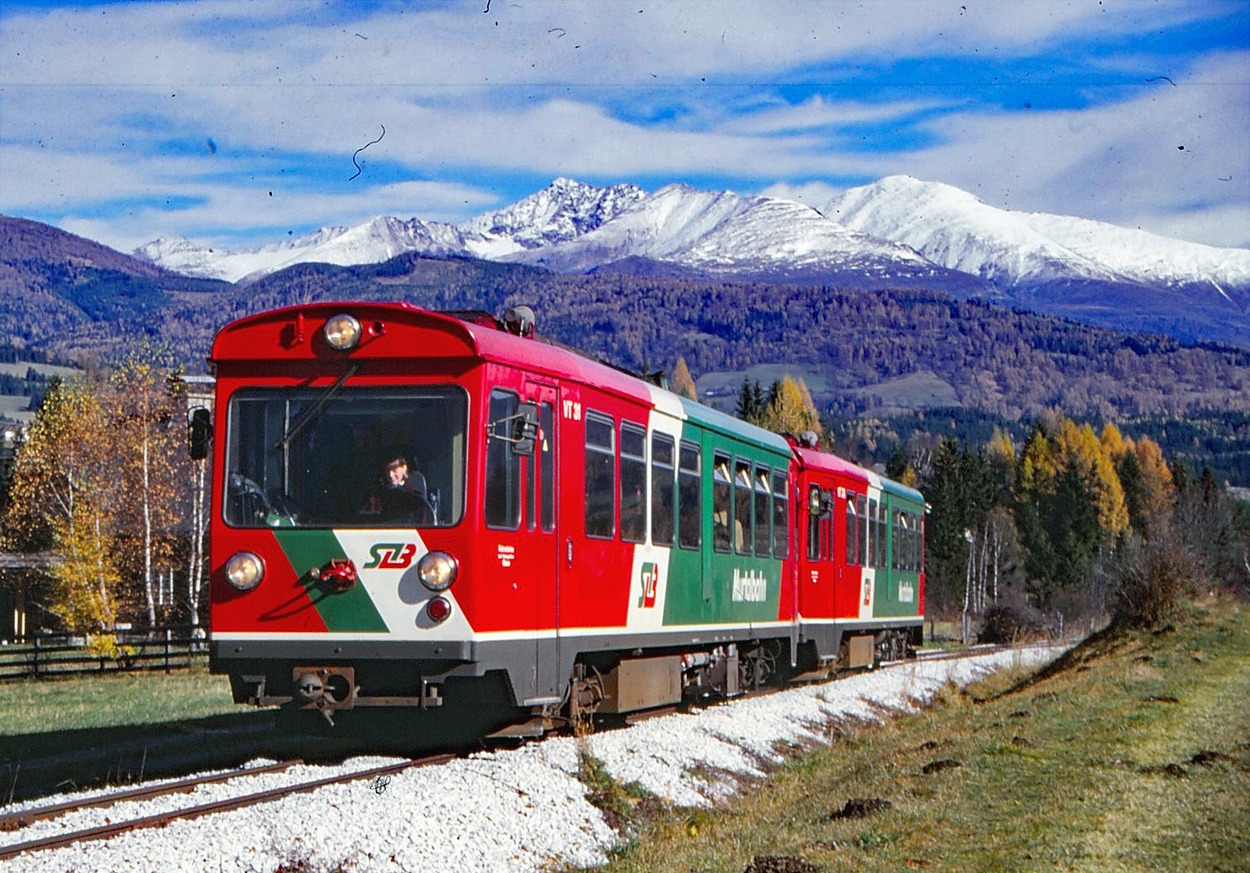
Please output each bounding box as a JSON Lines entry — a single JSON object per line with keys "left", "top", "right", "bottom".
{"left": 108, "top": 350, "right": 188, "bottom": 628}
{"left": 1, "top": 379, "right": 124, "bottom": 634}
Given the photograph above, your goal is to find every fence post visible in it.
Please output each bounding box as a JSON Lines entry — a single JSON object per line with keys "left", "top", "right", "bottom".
{"left": 164, "top": 627, "right": 172, "bottom": 674}
{"left": 32, "top": 636, "right": 40, "bottom": 679}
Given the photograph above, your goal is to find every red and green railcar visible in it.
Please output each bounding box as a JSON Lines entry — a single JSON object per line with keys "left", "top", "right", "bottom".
{"left": 201, "top": 303, "right": 923, "bottom": 736}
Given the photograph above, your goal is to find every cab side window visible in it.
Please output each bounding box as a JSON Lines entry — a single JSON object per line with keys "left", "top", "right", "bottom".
{"left": 484, "top": 389, "right": 521, "bottom": 530}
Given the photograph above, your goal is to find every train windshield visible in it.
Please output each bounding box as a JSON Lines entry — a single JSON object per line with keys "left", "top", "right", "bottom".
{"left": 223, "top": 386, "right": 467, "bottom": 528}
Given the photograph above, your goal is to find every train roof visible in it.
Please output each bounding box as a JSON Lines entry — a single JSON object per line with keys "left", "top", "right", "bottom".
{"left": 675, "top": 396, "right": 793, "bottom": 456}
{"left": 210, "top": 300, "right": 652, "bottom": 402}
{"left": 210, "top": 303, "right": 905, "bottom": 479}
{"left": 792, "top": 444, "right": 924, "bottom": 504}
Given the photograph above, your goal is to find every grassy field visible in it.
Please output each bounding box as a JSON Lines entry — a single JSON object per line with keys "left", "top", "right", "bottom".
{"left": 0, "top": 664, "right": 238, "bottom": 735}
{"left": 600, "top": 598, "right": 1250, "bottom": 872}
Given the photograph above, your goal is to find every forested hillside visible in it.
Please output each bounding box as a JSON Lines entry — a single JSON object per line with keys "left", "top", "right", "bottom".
{"left": 5, "top": 246, "right": 1250, "bottom": 421}
{"left": 222, "top": 254, "right": 1250, "bottom": 422}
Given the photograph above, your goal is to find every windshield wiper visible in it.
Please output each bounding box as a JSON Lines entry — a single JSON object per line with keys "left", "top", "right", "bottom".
{"left": 274, "top": 363, "right": 359, "bottom": 451}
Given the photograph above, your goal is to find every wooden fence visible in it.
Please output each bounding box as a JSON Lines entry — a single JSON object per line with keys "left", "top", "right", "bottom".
{"left": 0, "top": 627, "right": 209, "bottom": 680}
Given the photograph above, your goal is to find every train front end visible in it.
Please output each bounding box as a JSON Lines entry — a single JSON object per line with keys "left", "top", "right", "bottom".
{"left": 204, "top": 303, "right": 522, "bottom": 733}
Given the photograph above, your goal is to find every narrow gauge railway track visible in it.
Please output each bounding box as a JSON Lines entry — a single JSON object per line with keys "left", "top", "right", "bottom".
{"left": 0, "top": 754, "right": 453, "bottom": 862}
{"left": 0, "top": 643, "right": 1045, "bottom": 862}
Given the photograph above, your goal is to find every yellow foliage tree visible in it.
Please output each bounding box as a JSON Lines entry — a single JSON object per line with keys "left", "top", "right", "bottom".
{"left": 669, "top": 356, "right": 698, "bottom": 401}
{"left": 1131, "top": 435, "right": 1174, "bottom": 536}
{"left": 2, "top": 379, "right": 124, "bottom": 634}
{"left": 1053, "top": 419, "right": 1130, "bottom": 539}
{"left": 108, "top": 350, "right": 188, "bottom": 627}
{"left": 759, "top": 376, "right": 823, "bottom": 441}
{"left": 1100, "top": 422, "right": 1127, "bottom": 459}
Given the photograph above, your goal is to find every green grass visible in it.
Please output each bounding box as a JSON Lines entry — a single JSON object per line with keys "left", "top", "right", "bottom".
{"left": 0, "top": 664, "right": 238, "bottom": 735}
{"left": 0, "top": 362, "right": 82, "bottom": 379}
{"left": 0, "top": 394, "right": 33, "bottom": 419}
{"left": 598, "top": 598, "right": 1250, "bottom": 873}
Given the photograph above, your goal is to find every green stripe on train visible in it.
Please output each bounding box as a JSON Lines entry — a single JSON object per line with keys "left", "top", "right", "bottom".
{"left": 272, "top": 529, "right": 390, "bottom": 632}
{"left": 661, "top": 406, "right": 789, "bottom": 626}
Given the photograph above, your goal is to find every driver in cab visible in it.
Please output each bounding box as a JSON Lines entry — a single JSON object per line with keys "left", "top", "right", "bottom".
{"left": 366, "top": 455, "right": 434, "bottom": 524}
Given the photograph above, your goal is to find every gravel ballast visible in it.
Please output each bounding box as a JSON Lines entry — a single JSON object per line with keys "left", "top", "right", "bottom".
{"left": 1, "top": 647, "right": 1062, "bottom": 872}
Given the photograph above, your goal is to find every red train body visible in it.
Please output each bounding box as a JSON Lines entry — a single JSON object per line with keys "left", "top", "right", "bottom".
{"left": 203, "top": 303, "right": 923, "bottom": 735}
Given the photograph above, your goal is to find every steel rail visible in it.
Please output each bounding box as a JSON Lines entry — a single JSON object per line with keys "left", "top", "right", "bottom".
{"left": 0, "top": 759, "right": 299, "bottom": 833}
{"left": 0, "top": 754, "right": 454, "bottom": 861}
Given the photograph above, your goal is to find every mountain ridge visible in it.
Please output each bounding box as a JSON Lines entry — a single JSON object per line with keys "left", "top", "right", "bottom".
{"left": 126, "top": 175, "right": 1250, "bottom": 347}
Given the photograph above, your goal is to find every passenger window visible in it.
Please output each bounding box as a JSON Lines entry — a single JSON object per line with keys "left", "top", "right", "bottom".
{"left": 772, "top": 471, "right": 788, "bottom": 558}
{"left": 878, "top": 500, "right": 889, "bottom": 569}
{"left": 485, "top": 389, "right": 521, "bottom": 530}
{"left": 753, "top": 466, "right": 771, "bottom": 556}
{"left": 651, "top": 433, "right": 676, "bottom": 546}
{"left": 712, "top": 453, "right": 732, "bottom": 553}
{"left": 893, "top": 510, "right": 903, "bottom": 570}
{"left": 857, "top": 494, "right": 868, "bottom": 567}
{"left": 620, "top": 422, "right": 647, "bottom": 544}
{"left": 734, "top": 459, "right": 753, "bottom": 555}
{"left": 868, "top": 497, "right": 878, "bottom": 567}
{"left": 584, "top": 412, "right": 615, "bottom": 539}
{"left": 678, "top": 442, "right": 701, "bottom": 550}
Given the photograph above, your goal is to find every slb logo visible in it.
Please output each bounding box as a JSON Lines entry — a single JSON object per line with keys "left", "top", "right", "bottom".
{"left": 363, "top": 543, "right": 417, "bottom": 570}
{"left": 638, "top": 562, "right": 658, "bottom": 608}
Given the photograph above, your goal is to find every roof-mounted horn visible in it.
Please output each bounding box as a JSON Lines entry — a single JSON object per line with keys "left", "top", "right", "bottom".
{"left": 503, "top": 305, "right": 536, "bottom": 338}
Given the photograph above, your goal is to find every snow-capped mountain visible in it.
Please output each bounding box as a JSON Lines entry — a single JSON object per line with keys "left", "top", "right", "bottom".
{"left": 135, "top": 178, "right": 646, "bottom": 284}
{"left": 132, "top": 174, "right": 1250, "bottom": 345}
{"left": 463, "top": 177, "right": 646, "bottom": 256}
{"left": 826, "top": 175, "right": 1250, "bottom": 296}
{"left": 506, "top": 183, "right": 936, "bottom": 279}
{"left": 136, "top": 216, "right": 468, "bottom": 284}
{"left": 137, "top": 174, "right": 1250, "bottom": 294}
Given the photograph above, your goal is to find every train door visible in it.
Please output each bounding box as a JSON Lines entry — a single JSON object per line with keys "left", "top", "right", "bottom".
{"left": 525, "top": 381, "right": 563, "bottom": 702}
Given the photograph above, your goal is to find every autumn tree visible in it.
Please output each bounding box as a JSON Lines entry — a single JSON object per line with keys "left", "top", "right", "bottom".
{"left": 758, "top": 376, "right": 823, "bottom": 441}
{"left": 107, "top": 349, "right": 189, "bottom": 627}
{"left": 669, "top": 356, "right": 698, "bottom": 401}
{"left": 1, "top": 378, "right": 125, "bottom": 634}
{"left": 1117, "top": 435, "right": 1173, "bottom": 539}
{"left": 1011, "top": 413, "right": 1139, "bottom": 616}
{"left": 1, "top": 351, "right": 196, "bottom": 635}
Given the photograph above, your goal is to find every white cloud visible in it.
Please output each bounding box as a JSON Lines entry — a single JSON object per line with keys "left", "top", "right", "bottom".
{"left": 891, "top": 52, "right": 1250, "bottom": 247}
{"left": 56, "top": 178, "right": 501, "bottom": 253}
{"left": 2, "top": 1, "right": 1246, "bottom": 249}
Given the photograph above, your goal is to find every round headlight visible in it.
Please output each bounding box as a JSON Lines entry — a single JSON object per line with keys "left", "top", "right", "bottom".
{"left": 417, "top": 551, "right": 458, "bottom": 592}
{"left": 224, "top": 551, "right": 265, "bottom": 591}
{"left": 324, "top": 313, "right": 362, "bottom": 351}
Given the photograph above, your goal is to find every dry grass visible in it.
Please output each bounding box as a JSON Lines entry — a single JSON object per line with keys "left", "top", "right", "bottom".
{"left": 599, "top": 600, "right": 1250, "bottom": 872}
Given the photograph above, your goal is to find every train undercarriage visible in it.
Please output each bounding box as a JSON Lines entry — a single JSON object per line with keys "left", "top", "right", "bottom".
{"left": 223, "top": 625, "right": 920, "bottom": 747}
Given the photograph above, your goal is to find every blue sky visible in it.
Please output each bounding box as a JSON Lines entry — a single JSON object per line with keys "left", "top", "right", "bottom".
{"left": 2, "top": 0, "right": 1247, "bottom": 252}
